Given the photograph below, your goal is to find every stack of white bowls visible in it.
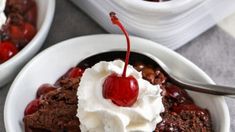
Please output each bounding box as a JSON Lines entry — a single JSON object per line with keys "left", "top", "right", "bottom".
{"left": 71, "top": 0, "right": 235, "bottom": 49}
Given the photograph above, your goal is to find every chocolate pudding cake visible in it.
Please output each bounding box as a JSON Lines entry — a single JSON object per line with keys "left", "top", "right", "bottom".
{"left": 23, "top": 12, "right": 212, "bottom": 132}
{"left": 23, "top": 52, "right": 212, "bottom": 132}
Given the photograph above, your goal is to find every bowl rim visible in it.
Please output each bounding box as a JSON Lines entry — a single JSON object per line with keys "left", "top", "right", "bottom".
{"left": 0, "top": 0, "right": 56, "bottom": 69}
{"left": 111, "top": 0, "right": 204, "bottom": 15}
{"left": 4, "top": 34, "right": 230, "bottom": 132}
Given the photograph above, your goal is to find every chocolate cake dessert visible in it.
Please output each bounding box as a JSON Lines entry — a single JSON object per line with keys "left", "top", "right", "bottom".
{"left": 23, "top": 75, "right": 81, "bottom": 132}
{"left": 23, "top": 13, "right": 212, "bottom": 132}
{"left": 23, "top": 52, "right": 212, "bottom": 132}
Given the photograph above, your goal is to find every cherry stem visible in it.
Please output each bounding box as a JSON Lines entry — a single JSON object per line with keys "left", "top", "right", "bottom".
{"left": 110, "top": 12, "right": 130, "bottom": 78}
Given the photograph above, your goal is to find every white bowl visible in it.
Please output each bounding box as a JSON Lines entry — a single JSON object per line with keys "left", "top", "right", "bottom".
{"left": 0, "top": 0, "right": 55, "bottom": 87}
{"left": 4, "top": 35, "right": 230, "bottom": 132}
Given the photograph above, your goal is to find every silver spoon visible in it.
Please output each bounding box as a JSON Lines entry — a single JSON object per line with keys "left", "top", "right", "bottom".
{"left": 143, "top": 52, "right": 235, "bottom": 97}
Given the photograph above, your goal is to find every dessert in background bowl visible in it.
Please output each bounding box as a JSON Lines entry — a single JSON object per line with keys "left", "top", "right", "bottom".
{"left": 0, "top": 0, "right": 55, "bottom": 87}
{"left": 0, "top": 0, "right": 38, "bottom": 64}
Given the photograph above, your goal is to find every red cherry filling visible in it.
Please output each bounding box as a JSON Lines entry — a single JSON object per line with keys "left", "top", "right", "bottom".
{"left": 0, "top": 0, "right": 37, "bottom": 64}
{"left": 102, "top": 12, "right": 139, "bottom": 107}
{"left": 24, "top": 66, "right": 84, "bottom": 115}
{"left": 0, "top": 41, "right": 18, "bottom": 63}
{"left": 36, "top": 84, "right": 57, "bottom": 98}
{"left": 164, "top": 83, "right": 193, "bottom": 104}
{"left": 9, "top": 22, "right": 36, "bottom": 44}
{"left": 25, "top": 83, "right": 57, "bottom": 115}
{"left": 9, "top": 25, "right": 24, "bottom": 42}
{"left": 24, "top": 99, "right": 40, "bottom": 116}
{"left": 67, "top": 67, "right": 84, "bottom": 78}
{"left": 23, "top": 22, "right": 37, "bottom": 42}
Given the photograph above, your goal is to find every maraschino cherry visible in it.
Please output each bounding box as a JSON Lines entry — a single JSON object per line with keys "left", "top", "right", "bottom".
{"left": 102, "top": 12, "right": 139, "bottom": 107}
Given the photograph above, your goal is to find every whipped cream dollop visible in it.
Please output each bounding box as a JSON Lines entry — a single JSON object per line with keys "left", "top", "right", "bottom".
{"left": 77, "top": 60, "right": 164, "bottom": 132}
{"left": 0, "top": 0, "right": 6, "bottom": 28}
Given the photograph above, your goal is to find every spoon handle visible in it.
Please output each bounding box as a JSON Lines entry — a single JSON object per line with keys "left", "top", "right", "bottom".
{"left": 171, "top": 76, "right": 235, "bottom": 97}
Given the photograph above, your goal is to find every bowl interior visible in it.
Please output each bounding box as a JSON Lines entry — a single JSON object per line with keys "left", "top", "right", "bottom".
{"left": 36, "top": 0, "right": 49, "bottom": 29}
{"left": 4, "top": 35, "right": 229, "bottom": 132}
